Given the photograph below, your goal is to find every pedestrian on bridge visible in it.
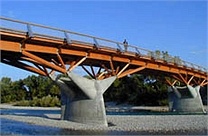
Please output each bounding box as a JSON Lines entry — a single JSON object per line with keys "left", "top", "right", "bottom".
{"left": 123, "top": 39, "right": 128, "bottom": 52}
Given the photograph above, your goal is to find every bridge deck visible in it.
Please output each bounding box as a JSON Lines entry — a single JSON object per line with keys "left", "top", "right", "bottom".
{"left": 0, "top": 17, "right": 207, "bottom": 86}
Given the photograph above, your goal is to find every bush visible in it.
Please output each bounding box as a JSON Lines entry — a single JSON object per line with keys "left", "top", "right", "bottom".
{"left": 157, "top": 99, "right": 168, "bottom": 106}
{"left": 14, "top": 95, "right": 61, "bottom": 107}
{"left": 14, "top": 100, "right": 30, "bottom": 106}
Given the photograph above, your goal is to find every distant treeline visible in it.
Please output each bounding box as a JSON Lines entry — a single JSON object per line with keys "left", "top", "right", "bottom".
{"left": 0, "top": 75, "right": 60, "bottom": 106}
{"left": 0, "top": 74, "right": 207, "bottom": 107}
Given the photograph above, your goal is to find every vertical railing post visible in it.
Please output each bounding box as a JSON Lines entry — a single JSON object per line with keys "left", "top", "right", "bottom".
{"left": 64, "top": 31, "right": 72, "bottom": 44}
{"left": 26, "top": 24, "right": 33, "bottom": 38}
{"left": 93, "top": 37, "right": 100, "bottom": 49}
{"left": 116, "top": 43, "right": 123, "bottom": 52}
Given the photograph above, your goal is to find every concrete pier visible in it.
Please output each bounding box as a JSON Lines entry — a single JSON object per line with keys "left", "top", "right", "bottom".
{"left": 168, "top": 85, "right": 205, "bottom": 113}
{"left": 51, "top": 72, "right": 116, "bottom": 126}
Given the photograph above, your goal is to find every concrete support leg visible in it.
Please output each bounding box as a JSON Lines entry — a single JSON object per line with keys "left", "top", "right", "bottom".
{"left": 168, "top": 85, "right": 205, "bottom": 113}
{"left": 51, "top": 72, "right": 116, "bottom": 126}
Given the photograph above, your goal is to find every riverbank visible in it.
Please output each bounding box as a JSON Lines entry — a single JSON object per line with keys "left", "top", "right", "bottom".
{"left": 0, "top": 104, "right": 208, "bottom": 135}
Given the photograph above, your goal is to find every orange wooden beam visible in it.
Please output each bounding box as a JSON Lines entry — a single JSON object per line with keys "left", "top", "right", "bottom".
{"left": 1, "top": 40, "right": 206, "bottom": 79}
{"left": 68, "top": 56, "right": 87, "bottom": 71}
{"left": 1, "top": 30, "right": 207, "bottom": 81}
{"left": 172, "top": 80, "right": 178, "bottom": 86}
{"left": 57, "top": 53, "right": 66, "bottom": 69}
{"left": 118, "top": 66, "right": 146, "bottom": 79}
{"left": 172, "top": 75, "right": 183, "bottom": 83}
{"left": 165, "top": 78, "right": 178, "bottom": 86}
{"left": 22, "top": 50, "right": 66, "bottom": 73}
{"left": 1, "top": 59, "right": 47, "bottom": 76}
{"left": 187, "top": 75, "right": 194, "bottom": 85}
{"left": 109, "top": 59, "right": 115, "bottom": 75}
{"left": 178, "top": 73, "right": 188, "bottom": 85}
{"left": 201, "top": 81, "right": 208, "bottom": 86}
{"left": 100, "top": 64, "right": 110, "bottom": 73}
{"left": 200, "top": 79, "right": 208, "bottom": 86}
{"left": 117, "top": 62, "right": 130, "bottom": 77}
{"left": 165, "top": 78, "right": 172, "bottom": 86}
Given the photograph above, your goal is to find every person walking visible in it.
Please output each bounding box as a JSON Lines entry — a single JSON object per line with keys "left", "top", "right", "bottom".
{"left": 123, "top": 39, "right": 128, "bottom": 52}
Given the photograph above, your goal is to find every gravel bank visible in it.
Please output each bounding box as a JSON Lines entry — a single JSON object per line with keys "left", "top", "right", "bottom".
{"left": 1, "top": 104, "right": 208, "bottom": 135}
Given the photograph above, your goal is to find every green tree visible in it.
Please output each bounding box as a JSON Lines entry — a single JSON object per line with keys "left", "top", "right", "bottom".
{"left": 23, "top": 75, "right": 60, "bottom": 100}
{"left": 11, "top": 80, "right": 27, "bottom": 101}
{"left": 0, "top": 75, "right": 60, "bottom": 105}
{"left": 104, "top": 74, "right": 168, "bottom": 106}
{"left": 0, "top": 77, "right": 14, "bottom": 103}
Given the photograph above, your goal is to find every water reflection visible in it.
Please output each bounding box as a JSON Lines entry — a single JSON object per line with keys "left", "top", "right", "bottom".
{"left": 0, "top": 108, "right": 60, "bottom": 120}
{"left": 1, "top": 108, "right": 205, "bottom": 117}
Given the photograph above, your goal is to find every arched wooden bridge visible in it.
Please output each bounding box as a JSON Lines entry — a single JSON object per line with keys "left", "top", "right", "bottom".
{"left": 1, "top": 17, "right": 207, "bottom": 86}
{"left": 1, "top": 17, "right": 208, "bottom": 126}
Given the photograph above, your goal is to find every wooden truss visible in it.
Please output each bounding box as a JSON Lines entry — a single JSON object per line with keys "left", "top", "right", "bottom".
{"left": 1, "top": 28, "right": 207, "bottom": 86}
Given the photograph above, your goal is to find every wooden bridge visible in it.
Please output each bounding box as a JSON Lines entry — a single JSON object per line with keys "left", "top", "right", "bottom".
{"left": 0, "top": 17, "right": 207, "bottom": 86}
{"left": 0, "top": 17, "right": 207, "bottom": 126}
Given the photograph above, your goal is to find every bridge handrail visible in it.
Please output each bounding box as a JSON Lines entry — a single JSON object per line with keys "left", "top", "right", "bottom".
{"left": 0, "top": 16, "right": 207, "bottom": 73}
{"left": 0, "top": 17, "right": 151, "bottom": 51}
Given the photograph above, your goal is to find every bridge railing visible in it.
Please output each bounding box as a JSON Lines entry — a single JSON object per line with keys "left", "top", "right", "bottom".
{"left": 0, "top": 16, "right": 207, "bottom": 73}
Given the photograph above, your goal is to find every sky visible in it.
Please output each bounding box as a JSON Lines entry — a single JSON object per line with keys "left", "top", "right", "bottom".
{"left": 0, "top": 0, "right": 207, "bottom": 81}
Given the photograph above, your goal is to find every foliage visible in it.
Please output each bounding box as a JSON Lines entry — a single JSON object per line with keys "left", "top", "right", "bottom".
{"left": 23, "top": 75, "right": 60, "bottom": 100}
{"left": 1, "top": 73, "right": 207, "bottom": 107}
{"left": 0, "top": 75, "right": 60, "bottom": 105}
{"left": 14, "top": 95, "right": 60, "bottom": 107}
{"left": 0, "top": 77, "right": 16, "bottom": 103}
{"left": 200, "top": 85, "right": 207, "bottom": 105}
{"left": 104, "top": 74, "right": 168, "bottom": 106}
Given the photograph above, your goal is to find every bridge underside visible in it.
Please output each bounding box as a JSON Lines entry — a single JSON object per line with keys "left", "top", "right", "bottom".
{"left": 0, "top": 18, "right": 208, "bottom": 126}
{"left": 1, "top": 31, "right": 207, "bottom": 85}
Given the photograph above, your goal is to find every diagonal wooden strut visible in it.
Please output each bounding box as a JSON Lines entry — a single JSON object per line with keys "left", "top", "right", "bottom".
{"left": 200, "top": 79, "right": 208, "bottom": 86}
{"left": 98, "top": 70, "right": 107, "bottom": 80}
{"left": 165, "top": 78, "right": 172, "bottom": 86}
{"left": 110, "top": 59, "right": 116, "bottom": 75}
{"left": 21, "top": 56, "right": 50, "bottom": 75}
{"left": 57, "top": 53, "right": 66, "bottom": 69}
{"left": 22, "top": 50, "right": 67, "bottom": 73}
{"left": 68, "top": 56, "right": 87, "bottom": 72}
{"left": 165, "top": 77, "right": 177, "bottom": 86}
{"left": 1, "top": 24, "right": 207, "bottom": 84}
{"left": 117, "top": 63, "right": 130, "bottom": 77}
{"left": 118, "top": 66, "right": 146, "bottom": 78}
{"left": 101, "top": 64, "right": 111, "bottom": 73}
{"left": 187, "top": 75, "right": 194, "bottom": 85}
{"left": 1, "top": 59, "right": 47, "bottom": 76}
{"left": 201, "top": 81, "right": 208, "bottom": 86}
{"left": 178, "top": 73, "right": 188, "bottom": 85}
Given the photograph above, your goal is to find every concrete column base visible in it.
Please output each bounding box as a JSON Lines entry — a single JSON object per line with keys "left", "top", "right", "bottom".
{"left": 168, "top": 85, "right": 205, "bottom": 113}
{"left": 51, "top": 72, "right": 116, "bottom": 126}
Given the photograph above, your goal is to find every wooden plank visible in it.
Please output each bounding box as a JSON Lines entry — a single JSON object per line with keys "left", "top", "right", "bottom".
{"left": 0, "top": 41, "right": 20, "bottom": 52}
